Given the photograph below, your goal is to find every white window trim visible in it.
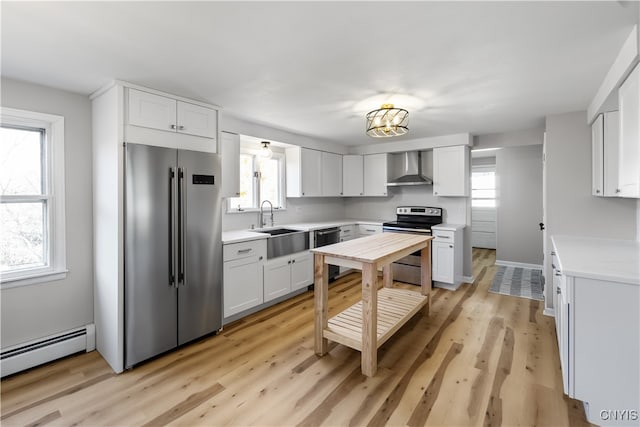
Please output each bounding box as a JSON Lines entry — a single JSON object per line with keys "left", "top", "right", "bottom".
{"left": 0, "top": 107, "right": 67, "bottom": 288}
{"left": 226, "top": 149, "right": 287, "bottom": 213}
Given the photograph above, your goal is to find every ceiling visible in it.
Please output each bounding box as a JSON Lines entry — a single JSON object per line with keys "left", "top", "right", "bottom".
{"left": 1, "top": 2, "right": 637, "bottom": 146}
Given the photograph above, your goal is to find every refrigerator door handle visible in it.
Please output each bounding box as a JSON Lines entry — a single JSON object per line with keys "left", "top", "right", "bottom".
{"left": 178, "top": 167, "right": 186, "bottom": 285}
{"left": 169, "top": 167, "right": 176, "bottom": 287}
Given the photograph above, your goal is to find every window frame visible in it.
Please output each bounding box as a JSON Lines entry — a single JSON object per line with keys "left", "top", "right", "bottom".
{"left": 471, "top": 164, "right": 497, "bottom": 208}
{"left": 0, "top": 107, "right": 67, "bottom": 288}
{"left": 226, "top": 148, "right": 287, "bottom": 213}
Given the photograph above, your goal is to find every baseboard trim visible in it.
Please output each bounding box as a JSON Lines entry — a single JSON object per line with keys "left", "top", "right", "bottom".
{"left": 495, "top": 260, "right": 543, "bottom": 270}
{"left": 543, "top": 308, "right": 555, "bottom": 317}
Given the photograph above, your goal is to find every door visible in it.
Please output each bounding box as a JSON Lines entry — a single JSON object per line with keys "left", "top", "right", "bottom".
{"left": 220, "top": 132, "right": 240, "bottom": 198}
{"left": 127, "top": 88, "right": 176, "bottom": 132}
{"left": 177, "top": 150, "right": 223, "bottom": 345}
{"left": 321, "top": 152, "right": 343, "bottom": 196}
{"left": 125, "top": 143, "right": 178, "bottom": 368}
{"left": 432, "top": 241, "right": 454, "bottom": 283}
{"left": 300, "top": 148, "right": 322, "bottom": 196}
{"left": 264, "top": 257, "right": 292, "bottom": 302}
{"left": 177, "top": 101, "right": 217, "bottom": 139}
{"left": 223, "top": 256, "right": 264, "bottom": 318}
{"left": 291, "top": 252, "right": 313, "bottom": 291}
{"left": 342, "top": 155, "right": 364, "bottom": 196}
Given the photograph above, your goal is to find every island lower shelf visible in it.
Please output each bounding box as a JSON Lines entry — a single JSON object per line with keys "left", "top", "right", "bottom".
{"left": 323, "top": 287, "right": 428, "bottom": 352}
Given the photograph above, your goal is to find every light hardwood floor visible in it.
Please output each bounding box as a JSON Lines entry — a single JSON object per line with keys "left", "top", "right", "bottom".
{"left": 1, "top": 248, "right": 592, "bottom": 426}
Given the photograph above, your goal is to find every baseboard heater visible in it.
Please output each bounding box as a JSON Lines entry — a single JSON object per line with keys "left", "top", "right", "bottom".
{"left": 1, "top": 324, "right": 95, "bottom": 378}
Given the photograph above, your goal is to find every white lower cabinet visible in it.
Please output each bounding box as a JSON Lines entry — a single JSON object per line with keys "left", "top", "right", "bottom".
{"left": 264, "top": 251, "right": 313, "bottom": 302}
{"left": 432, "top": 241, "right": 454, "bottom": 283}
{"left": 223, "top": 240, "right": 266, "bottom": 318}
{"left": 552, "top": 238, "right": 639, "bottom": 425}
{"left": 431, "top": 225, "right": 464, "bottom": 289}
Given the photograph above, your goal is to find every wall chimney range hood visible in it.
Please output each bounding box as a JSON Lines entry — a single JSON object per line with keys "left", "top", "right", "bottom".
{"left": 387, "top": 152, "right": 433, "bottom": 186}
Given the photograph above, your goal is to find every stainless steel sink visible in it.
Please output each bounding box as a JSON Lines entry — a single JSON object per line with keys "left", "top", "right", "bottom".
{"left": 254, "top": 228, "right": 309, "bottom": 258}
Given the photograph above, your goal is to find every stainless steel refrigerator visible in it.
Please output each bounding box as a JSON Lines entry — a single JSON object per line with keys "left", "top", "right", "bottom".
{"left": 124, "top": 143, "right": 222, "bottom": 369}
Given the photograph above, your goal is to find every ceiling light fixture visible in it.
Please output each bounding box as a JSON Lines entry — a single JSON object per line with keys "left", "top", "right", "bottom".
{"left": 366, "top": 104, "right": 409, "bottom": 138}
{"left": 260, "top": 141, "right": 273, "bottom": 159}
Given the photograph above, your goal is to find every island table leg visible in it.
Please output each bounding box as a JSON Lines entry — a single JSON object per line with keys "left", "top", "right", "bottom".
{"left": 314, "top": 253, "right": 329, "bottom": 355}
{"left": 421, "top": 241, "right": 432, "bottom": 315}
{"left": 361, "top": 261, "right": 378, "bottom": 376}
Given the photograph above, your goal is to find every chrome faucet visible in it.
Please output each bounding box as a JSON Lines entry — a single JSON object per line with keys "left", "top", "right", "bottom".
{"left": 259, "top": 200, "right": 274, "bottom": 228}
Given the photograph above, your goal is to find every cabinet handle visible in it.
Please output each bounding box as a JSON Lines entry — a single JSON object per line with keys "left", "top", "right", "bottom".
{"left": 292, "top": 259, "right": 296, "bottom": 263}
{"left": 449, "top": 245, "right": 453, "bottom": 248}
{"left": 170, "top": 124, "right": 177, "bottom": 130}
{"left": 437, "top": 235, "right": 450, "bottom": 239}
{"left": 302, "top": 192, "right": 305, "bottom": 196}
{"left": 434, "top": 191, "right": 438, "bottom": 195}
{"left": 360, "top": 192, "right": 363, "bottom": 195}
{"left": 237, "top": 248, "right": 252, "bottom": 254}
{"left": 616, "top": 189, "right": 621, "bottom": 193}
{"left": 288, "top": 260, "right": 292, "bottom": 264}
{"left": 596, "top": 189, "right": 600, "bottom": 193}
{"left": 551, "top": 251, "right": 556, "bottom": 255}
{"left": 555, "top": 271, "right": 562, "bottom": 276}
{"left": 178, "top": 125, "right": 185, "bottom": 130}
{"left": 235, "top": 192, "right": 240, "bottom": 196}
{"left": 366, "top": 228, "right": 375, "bottom": 232}
{"left": 340, "top": 192, "right": 343, "bottom": 195}
{"left": 556, "top": 286, "right": 561, "bottom": 294}
{"left": 259, "top": 256, "right": 263, "bottom": 260}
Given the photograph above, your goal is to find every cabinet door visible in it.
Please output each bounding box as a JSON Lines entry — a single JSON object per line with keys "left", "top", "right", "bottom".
{"left": 177, "top": 101, "right": 217, "bottom": 139}
{"left": 591, "top": 114, "right": 604, "bottom": 196}
{"left": 603, "top": 111, "right": 620, "bottom": 197}
{"left": 432, "top": 241, "right": 454, "bottom": 283}
{"left": 556, "top": 276, "right": 570, "bottom": 395}
{"left": 343, "top": 155, "right": 364, "bottom": 196}
{"left": 433, "top": 146, "right": 470, "bottom": 197}
{"left": 264, "top": 257, "right": 292, "bottom": 302}
{"left": 223, "top": 256, "right": 264, "bottom": 318}
{"left": 291, "top": 252, "right": 313, "bottom": 291}
{"left": 301, "top": 148, "right": 322, "bottom": 197}
{"left": 618, "top": 64, "right": 640, "bottom": 198}
{"left": 363, "top": 154, "right": 388, "bottom": 196}
{"left": 128, "top": 88, "right": 176, "bottom": 132}
{"left": 220, "top": 132, "right": 240, "bottom": 198}
{"left": 322, "top": 152, "right": 343, "bottom": 196}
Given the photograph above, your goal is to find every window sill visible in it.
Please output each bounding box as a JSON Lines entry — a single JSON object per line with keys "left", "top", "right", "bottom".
{"left": 226, "top": 208, "right": 287, "bottom": 214}
{"left": 0, "top": 269, "right": 68, "bottom": 289}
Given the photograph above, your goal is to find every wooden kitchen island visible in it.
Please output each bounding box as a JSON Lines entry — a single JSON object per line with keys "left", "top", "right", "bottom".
{"left": 311, "top": 232, "right": 434, "bottom": 377}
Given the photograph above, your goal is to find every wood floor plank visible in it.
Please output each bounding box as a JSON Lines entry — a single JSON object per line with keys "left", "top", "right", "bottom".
{"left": 1, "top": 248, "right": 591, "bottom": 426}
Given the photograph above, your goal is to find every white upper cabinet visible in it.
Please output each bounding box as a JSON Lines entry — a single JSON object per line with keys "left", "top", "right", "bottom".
{"left": 128, "top": 89, "right": 177, "bottom": 132}
{"left": 433, "top": 146, "right": 469, "bottom": 197}
{"left": 342, "top": 155, "right": 364, "bottom": 196}
{"left": 176, "top": 101, "right": 218, "bottom": 139}
{"left": 617, "top": 64, "right": 640, "bottom": 198}
{"left": 127, "top": 88, "right": 217, "bottom": 139}
{"left": 220, "top": 132, "right": 240, "bottom": 198}
{"left": 286, "top": 147, "right": 322, "bottom": 197}
{"left": 321, "top": 152, "right": 343, "bottom": 196}
{"left": 363, "top": 154, "right": 388, "bottom": 197}
{"left": 591, "top": 114, "right": 604, "bottom": 196}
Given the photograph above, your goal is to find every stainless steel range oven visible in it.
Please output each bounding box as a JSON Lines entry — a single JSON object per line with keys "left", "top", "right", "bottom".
{"left": 382, "top": 206, "right": 443, "bottom": 285}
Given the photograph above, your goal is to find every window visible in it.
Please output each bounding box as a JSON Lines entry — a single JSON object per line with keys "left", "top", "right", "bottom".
{"left": 228, "top": 149, "right": 285, "bottom": 212}
{"left": 1, "top": 108, "right": 66, "bottom": 287}
{"left": 472, "top": 165, "right": 496, "bottom": 207}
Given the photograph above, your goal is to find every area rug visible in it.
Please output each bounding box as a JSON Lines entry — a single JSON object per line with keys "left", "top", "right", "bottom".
{"left": 489, "top": 266, "right": 543, "bottom": 301}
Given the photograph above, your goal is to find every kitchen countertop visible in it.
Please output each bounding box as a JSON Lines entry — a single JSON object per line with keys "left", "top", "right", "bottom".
{"left": 551, "top": 235, "right": 640, "bottom": 285}
{"left": 431, "top": 223, "right": 465, "bottom": 231}
{"left": 221, "top": 230, "right": 269, "bottom": 244}
{"left": 222, "top": 219, "right": 387, "bottom": 244}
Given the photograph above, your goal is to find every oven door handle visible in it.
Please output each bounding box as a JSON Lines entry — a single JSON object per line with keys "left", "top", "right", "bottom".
{"left": 383, "top": 226, "right": 432, "bottom": 234}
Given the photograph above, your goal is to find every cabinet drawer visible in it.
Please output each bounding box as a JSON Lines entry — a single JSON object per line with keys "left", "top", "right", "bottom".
{"left": 223, "top": 239, "right": 266, "bottom": 262}
{"left": 358, "top": 224, "right": 382, "bottom": 235}
{"left": 340, "top": 225, "right": 356, "bottom": 239}
{"left": 432, "top": 229, "right": 455, "bottom": 242}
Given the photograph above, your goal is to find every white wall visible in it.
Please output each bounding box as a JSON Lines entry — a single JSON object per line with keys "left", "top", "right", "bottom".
{"left": 495, "top": 145, "right": 544, "bottom": 265}
{"left": 475, "top": 127, "right": 544, "bottom": 149}
{"left": 544, "top": 111, "right": 637, "bottom": 311}
{"left": 1, "top": 78, "right": 93, "bottom": 348}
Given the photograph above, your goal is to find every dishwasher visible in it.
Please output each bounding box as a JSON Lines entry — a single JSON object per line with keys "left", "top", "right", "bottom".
{"left": 313, "top": 227, "right": 341, "bottom": 282}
